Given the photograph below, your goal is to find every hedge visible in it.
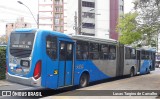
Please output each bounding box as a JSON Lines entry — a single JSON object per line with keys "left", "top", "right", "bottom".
{"left": 0, "top": 47, "right": 6, "bottom": 79}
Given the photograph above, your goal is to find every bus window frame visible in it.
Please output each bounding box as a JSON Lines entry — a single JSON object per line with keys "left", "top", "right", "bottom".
{"left": 89, "top": 42, "right": 99, "bottom": 60}
{"left": 125, "top": 47, "right": 136, "bottom": 59}
{"left": 76, "top": 40, "right": 89, "bottom": 60}
{"left": 99, "top": 44, "right": 109, "bottom": 60}
{"left": 46, "top": 35, "right": 57, "bottom": 60}
{"left": 108, "top": 45, "right": 116, "bottom": 60}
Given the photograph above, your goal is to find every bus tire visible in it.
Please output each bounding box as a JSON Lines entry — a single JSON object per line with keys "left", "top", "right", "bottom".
{"left": 147, "top": 67, "right": 150, "bottom": 74}
{"left": 79, "top": 73, "right": 89, "bottom": 88}
{"left": 148, "top": 69, "right": 150, "bottom": 74}
{"left": 130, "top": 68, "right": 135, "bottom": 77}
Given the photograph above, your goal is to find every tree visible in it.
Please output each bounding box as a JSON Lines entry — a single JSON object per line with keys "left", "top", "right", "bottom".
{"left": 117, "top": 12, "right": 142, "bottom": 45}
{"left": 0, "top": 35, "right": 7, "bottom": 44}
{"left": 133, "top": 0, "right": 160, "bottom": 47}
{"left": 0, "top": 46, "right": 6, "bottom": 79}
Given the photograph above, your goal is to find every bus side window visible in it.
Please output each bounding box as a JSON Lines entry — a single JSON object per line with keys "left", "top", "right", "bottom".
{"left": 60, "top": 43, "right": 65, "bottom": 60}
{"left": 76, "top": 51, "right": 82, "bottom": 59}
{"left": 100, "top": 44, "right": 108, "bottom": 60}
{"left": 82, "top": 45, "right": 88, "bottom": 60}
{"left": 108, "top": 45, "right": 116, "bottom": 60}
{"left": 125, "top": 47, "right": 131, "bottom": 59}
{"left": 46, "top": 35, "right": 57, "bottom": 60}
{"left": 149, "top": 52, "right": 152, "bottom": 60}
{"left": 89, "top": 43, "right": 99, "bottom": 60}
{"left": 141, "top": 50, "right": 145, "bottom": 59}
{"left": 66, "top": 43, "right": 73, "bottom": 60}
{"left": 76, "top": 41, "right": 89, "bottom": 60}
{"left": 146, "top": 51, "right": 150, "bottom": 59}
{"left": 76, "top": 43, "right": 83, "bottom": 60}
{"left": 131, "top": 49, "right": 136, "bottom": 59}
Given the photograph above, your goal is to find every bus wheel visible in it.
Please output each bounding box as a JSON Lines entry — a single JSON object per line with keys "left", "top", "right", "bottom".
{"left": 147, "top": 69, "right": 150, "bottom": 74}
{"left": 130, "top": 68, "right": 135, "bottom": 77}
{"left": 147, "top": 68, "right": 150, "bottom": 74}
{"left": 79, "top": 73, "right": 89, "bottom": 88}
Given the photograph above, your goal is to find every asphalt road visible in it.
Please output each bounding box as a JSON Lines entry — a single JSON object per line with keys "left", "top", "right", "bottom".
{"left": 43, "top": 68, "right": 160, "bottom": 99}
{"left": 0, "top": 68, "right": 160, "bottom": 99}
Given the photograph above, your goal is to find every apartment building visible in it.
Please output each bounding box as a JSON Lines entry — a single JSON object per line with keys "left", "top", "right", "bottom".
{"left": 38, "top": 0, "right": 124, "bottom": 40}
{"left": 6, "top": 17, "right": 31, "bottom": 40}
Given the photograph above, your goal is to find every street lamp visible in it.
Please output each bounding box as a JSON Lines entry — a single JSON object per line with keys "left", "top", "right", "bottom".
{"left": 17, "top": 1, "right": 39, "bottom": 28}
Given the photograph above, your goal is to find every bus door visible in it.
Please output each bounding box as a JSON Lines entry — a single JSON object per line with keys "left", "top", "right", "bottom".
{"left": 58, "top": 41, "right": 74, "bottom": 87}
{"left": 136, "top": 50, "right": 141, "bottom": 73}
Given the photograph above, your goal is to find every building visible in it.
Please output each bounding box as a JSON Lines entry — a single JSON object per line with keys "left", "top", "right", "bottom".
{"left": 38, "top": 0, "right": 124, "bottom": 40}
{"left": 6, "top": 17, "right": 31, "bottom": 40}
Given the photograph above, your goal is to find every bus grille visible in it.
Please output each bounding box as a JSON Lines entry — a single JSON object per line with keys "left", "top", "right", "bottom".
{"left": 10, "top": 49, "right": 32, "bottom": 58}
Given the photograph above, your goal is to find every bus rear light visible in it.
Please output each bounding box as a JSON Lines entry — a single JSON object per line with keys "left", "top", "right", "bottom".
{"left": 33, "top": 60, "right": 41, "bottom": 80}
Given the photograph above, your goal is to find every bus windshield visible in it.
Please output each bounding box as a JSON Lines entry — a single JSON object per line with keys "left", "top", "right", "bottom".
{"left": 10, "top": 33, "right": 35, "bottom": 49}
{"left": 10, "top": 33, "right": 35, "bottom": 58}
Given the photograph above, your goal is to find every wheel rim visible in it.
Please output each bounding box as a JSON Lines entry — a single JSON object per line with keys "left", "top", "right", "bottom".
{"left": 80, "top": 76, "right": 87, "bottom": 87}
{"left": 131, "top": 70, "right": 134, "bottom": 77}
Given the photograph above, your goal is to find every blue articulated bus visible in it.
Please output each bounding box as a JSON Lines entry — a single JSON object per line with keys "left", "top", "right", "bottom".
{"left": 136, "top": 49, "right": 155, "bottom": 75}
{"left": 6, "top": 28, "right": 156, "bottom": 89}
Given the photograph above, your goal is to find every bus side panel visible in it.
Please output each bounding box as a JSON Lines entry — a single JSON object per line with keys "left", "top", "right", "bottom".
{"left": 74, "top": 60, "right": 112, "bottom": 85}
{"left": 92, "top": 60, "right": 117, "bottom": 78}
{"left": 90, "top": 60, "right": 115, "bottom": 81}
{"left": 40, "top": 32, "right": 48, "bottom": 87}
{"left": 123, "top": 59, "right": 136, "bottom": 75}
{"left": 41, "top": 32, "right": 59, "bottom": 89}
{"left": 45, "top": 60, "right": 59, "bottom": 89}
{"left": 27, "top": 32, "right": 42, "bottom": 77}
{"left": 30, "top": 32, "right": 44, "bottom": 81}
{"left": 140, "top": 60, "right": 150, "bottom": 74}
{"left": 74, "top": 60, "right": 90, "bottom": 85}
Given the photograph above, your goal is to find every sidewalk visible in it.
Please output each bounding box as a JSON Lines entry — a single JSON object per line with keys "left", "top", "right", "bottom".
{"left": 0, "top": 79, "right": 13, "bottom": 87}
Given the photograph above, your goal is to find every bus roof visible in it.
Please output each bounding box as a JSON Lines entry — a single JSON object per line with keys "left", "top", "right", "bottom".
{"left": 11, "top": 28, "right": 69, "bottom": 39}
{"left": 70, "top": 35, "right": 118, "bottom": 44}
{"left": 137, "top": 48, "right": 156, "bottom": 52}
{"left": 14, "top": 28, "right": 37, "bottom": 33}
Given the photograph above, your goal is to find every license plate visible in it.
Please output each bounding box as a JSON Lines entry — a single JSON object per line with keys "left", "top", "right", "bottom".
{"left": 20, "top": 60, "right": 30, "bottom": 67}
{"left": 16, "top": 68, "right": 22, "bottom": 73}
{"left": 22, "top": 61, "right": 28, "bottom": 67}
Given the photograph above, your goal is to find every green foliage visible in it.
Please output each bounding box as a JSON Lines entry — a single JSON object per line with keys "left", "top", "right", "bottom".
{"left": 0, "top": 35, "right": 7, "bottom": 44}
{"left": 117, "top": 0, "right": 160, "bottom": 47}
{"left": 117, "top": 12, "right": 142, "bottom": 45}
{"left": 0, "top": 47, "right": 6, "bottom": 79}
{"left": 133, "top": 0, "right": 160, "bottom": 47}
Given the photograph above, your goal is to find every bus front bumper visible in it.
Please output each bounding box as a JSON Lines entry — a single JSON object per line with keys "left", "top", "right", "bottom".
{"left": 6, "top": 73, "right": 41, "bottom": 87}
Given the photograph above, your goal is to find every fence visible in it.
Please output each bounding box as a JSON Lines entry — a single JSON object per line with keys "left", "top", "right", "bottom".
{"left": 0, "top": 47, "right": 6, "bottom": 79}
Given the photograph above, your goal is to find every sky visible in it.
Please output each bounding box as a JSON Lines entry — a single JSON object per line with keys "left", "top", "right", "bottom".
{"left": 0, "top": 0, "right": 38, "bottom": 36}
{"left": 124, "top": 0, "right": 135, "bottom": 13}
{"left": 0, "top": 0, "right": 134, "bottom": 36}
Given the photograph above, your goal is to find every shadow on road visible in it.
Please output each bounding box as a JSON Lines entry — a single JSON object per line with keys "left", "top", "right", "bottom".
{"left": 0, "top": 72, "right": 156, "bottom": 99}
